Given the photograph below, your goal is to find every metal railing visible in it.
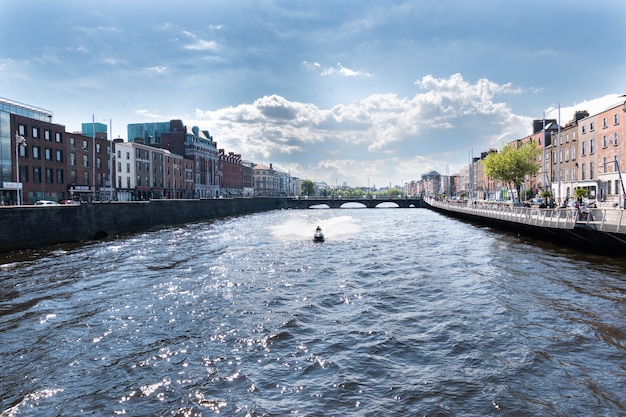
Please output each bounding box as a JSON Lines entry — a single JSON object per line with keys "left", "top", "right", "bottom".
{"left": 427, "top": 199, "right": 626, "bottom": 234}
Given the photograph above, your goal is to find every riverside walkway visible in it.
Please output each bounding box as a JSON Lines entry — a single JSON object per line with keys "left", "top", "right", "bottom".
{"left": 424, "top": 198, "right": 626, "bottom": 255}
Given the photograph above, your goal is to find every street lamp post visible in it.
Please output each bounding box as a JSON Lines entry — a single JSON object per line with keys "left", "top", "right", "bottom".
{"left": 15, "top": 132, "right": 27, "bottom": 205}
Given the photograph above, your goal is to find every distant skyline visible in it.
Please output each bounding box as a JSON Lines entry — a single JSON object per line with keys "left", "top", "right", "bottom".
{"left": 2, "top": 0, "right": 625, "bottom": 187}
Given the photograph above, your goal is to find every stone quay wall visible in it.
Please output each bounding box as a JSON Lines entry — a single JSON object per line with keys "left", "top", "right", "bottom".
{"left": 0, "top": 198, "right": 287, "bottom": 253}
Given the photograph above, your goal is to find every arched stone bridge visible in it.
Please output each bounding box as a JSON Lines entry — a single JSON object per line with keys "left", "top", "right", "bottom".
{"left": 285, "top": 197, "right": 424, "bottom": 209}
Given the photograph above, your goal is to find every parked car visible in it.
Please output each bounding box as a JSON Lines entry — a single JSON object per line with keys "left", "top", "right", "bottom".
{"left": 59, "top": 200, "right": 80, "bottom": 205}
{"left": 34, "top": 200, "right": 59, "bottom": 206}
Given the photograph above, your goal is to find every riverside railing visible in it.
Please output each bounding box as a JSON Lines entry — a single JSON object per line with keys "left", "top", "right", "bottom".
{"left": 427, "top": 199, "right": 626, "bottom": 234}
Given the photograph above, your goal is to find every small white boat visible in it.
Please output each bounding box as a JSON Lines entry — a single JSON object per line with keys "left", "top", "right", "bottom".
{"left": 313, "top": 226, "right": 325, "bottom": 242}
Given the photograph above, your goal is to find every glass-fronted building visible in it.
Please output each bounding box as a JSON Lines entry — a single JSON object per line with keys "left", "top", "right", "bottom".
{"left": 127, "top": 122, "right": 171, "bottom": 146}
{"left": 0, "top": 97, "right": 54, "bottom": 203}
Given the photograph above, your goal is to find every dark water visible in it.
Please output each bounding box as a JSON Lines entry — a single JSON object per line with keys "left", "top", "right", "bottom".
{"left": 1, "top": 208, "right": 625, "bottom": 416}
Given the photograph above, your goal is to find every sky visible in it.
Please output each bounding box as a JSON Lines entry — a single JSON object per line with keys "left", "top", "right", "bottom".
{"left": 2, "top": 0, "right": 625, "bottom": 188}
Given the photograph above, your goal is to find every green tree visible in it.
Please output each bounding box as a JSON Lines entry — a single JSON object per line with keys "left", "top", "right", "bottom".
{"left": 301, "top": 179, "right": 315, "bottom": 196}
{"left": 573, "top": 187, "right": 588, "bottom": 202}
{"left": 483, "top": 142, "right": 540, "bottom": 201}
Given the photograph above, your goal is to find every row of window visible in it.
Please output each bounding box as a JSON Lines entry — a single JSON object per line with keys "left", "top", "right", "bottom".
{"left": 17, "top": 124, "right": 62, "bottom": 142}
{"left": 18, "top": 166, "right": 98, "bottom": 186}
{"left": 548, "top": 158, "right": 624, "bottom": 183}
{"left": 545, "top": 133, "right": 621, "bottom": 166}
{"left": 581, "top": 113, "right": 621, "bottom": 134}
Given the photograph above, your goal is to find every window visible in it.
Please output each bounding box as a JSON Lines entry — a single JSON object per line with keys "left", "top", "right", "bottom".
{"left": 84, "top": 171, "right": 89, "bottom": 185}
{"left": 590, "top": 139, "right": 595, "bottom": 154}
{"left": 71, "top": 170, "right": 77, "bottom": 184}
{"left": 581, "top": 141, "right": 586, "bottom": 156}
{"left": 582, "top": 125, "right": 586, "bottom": 134}
{"left": 20, "top": 166, "right": 28, "bottom": 182}
{"left": 56, "top": 169, "right": 64, "bottom": 184}
{"left": 96, "top": 143, "right": 101, "bottom": 153}
{"left": 573, "top": 132, "right": 576, "bottom": 141}
{"left": 33, "top": 146, "right": 41, "bottom": 159}
{"left": 603, "top": 118, "right": 608, "bottom": 129}
{"left": 45, "top": 168, "right": 53, "bottom": 184}
{"left": 19, "top": 143, "right": 27, "bottom": 157}
{"left": 83, "top": 155, "right": 88, "bottom": 168}
{"left": 82, "top": 141, "right": 88, "bottom": 151}
{"left": 571, "top": 146, "right": 576, "bottom": 160}
{"left": 70, "top": 153, "right": 76, "bottom": 166}
{"left": 44, "top": 130, "right": 50, "bottom": 140}
{"left": 590, "top": 122, "right": 595, "bottom": 131}
{"left": 56, "top": 150, "right": 63, "bottom": 162}
{"left": 616, "top": 180, "right": 621, "bottom": 195}
{"left": 32, "top": 127, "right": 39, "bottom": 138}
{"left": 137, "top": 175, "right": 142, "bottom": 186}
{"left": 70, "top": 138, "right": 76, "bottom": 149}
{"left": 126, "top": 177, "right": 130, "bottom": 188}
{"left": 566, "top": 134, "right": 569, "bottom": 143}
{"left": 615, "top": 114, "right": 620, "bottom": 125}
{"left": 581, "top": 163, "right": 586, "bottom": 180}
{"left": 136, "top": 161, "right": 141, "bottom": 172}
{"left": 590, "top": 162, "right": 594, "bottom": 180}
{"left": 603, "top": 135, "right": 607, "bottom": 148}
{"left": 45, "top": 148, "right": 52, "bottom": 161}
{"left": 55, "top": 132, "right": 62, "bottom": 143}
{"left": 615, "top": 133, "right": 620, "bottom": 146}
{"left": 97, "top": 157, "right": 102, "bottom": 169}
{"left": 33, "top": 167, "right": 42, "bottom": 183}
{"left": 126, "top": 152, "right": 130, "bottom": 160}
{"left": 126, "top": 163, "right": 130, "bottom": 173}
{"left": 136, "top": 149, "right": 141, "bottom": 158}
{"left": 608, "top": 180, "right": 612, "bottom": 195}
{"left": 603, "top": 157, "right": 607, "bottom": 173}
{"left": 565, "top": 148, "right": 569, "bottom": 161}
{"left": 18, "top": 124, "right": 26, "bottom": 135}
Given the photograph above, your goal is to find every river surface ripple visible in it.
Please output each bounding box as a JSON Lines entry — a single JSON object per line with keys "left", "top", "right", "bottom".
{"left": 0, "top": 208, "right": 625, "bottom": 416}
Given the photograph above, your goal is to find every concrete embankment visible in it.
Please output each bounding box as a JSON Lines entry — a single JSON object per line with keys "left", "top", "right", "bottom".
{"left": 0, "top": 198, "right": 287, "bottom": 253}
{"left": 424, "top": 199, "right": 626, "bottom": 256}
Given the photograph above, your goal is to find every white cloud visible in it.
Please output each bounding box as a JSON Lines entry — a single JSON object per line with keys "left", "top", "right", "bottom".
{"left": 184, "top": 39, "right": 219, "bottom": 51}
{"left": 189, "top": 73, "right": 528, "bottom": 186}
{"left": 545, "top": 94, "right": 624, "bottom": 123}
{"left": 145, "top": 66, "right": 168, "bottom": 74}
{"left": 182, "top": 30, "right": 218, "bottom": 51}
{"left": 321, "top": 63, "right": 372, "bottom": 77}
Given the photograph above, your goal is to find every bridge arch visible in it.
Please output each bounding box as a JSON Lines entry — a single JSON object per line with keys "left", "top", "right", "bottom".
{"left": 287, "top": 197, "right": 423, "bottom": 209}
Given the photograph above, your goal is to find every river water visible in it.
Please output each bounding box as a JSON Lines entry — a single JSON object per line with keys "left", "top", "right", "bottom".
{"left": 0, "top": 208, "right": 625, "bottom": 416}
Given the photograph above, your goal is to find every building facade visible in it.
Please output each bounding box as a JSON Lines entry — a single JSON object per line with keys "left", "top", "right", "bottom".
{"left": 65, "top": 130, "right": 111, "bottom": 201}
{"left": 218, "top": 149, "right": 244, "bottom": 197}
{"left": 113, "top": 140, "right": 191, "bottom": 201}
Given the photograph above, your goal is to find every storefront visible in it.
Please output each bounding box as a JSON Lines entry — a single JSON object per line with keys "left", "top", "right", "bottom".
{"left": 0, "top": 182, "right": 21, "bottom": 205}
{"left": 69, "top": 185, "right": 93, "bottom": 202}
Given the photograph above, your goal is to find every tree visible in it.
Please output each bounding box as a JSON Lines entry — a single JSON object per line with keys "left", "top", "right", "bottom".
{"left": 573, "top": 187, "right": 588, "bottom": 202}
{"left": 301, "top": 179, "right": 315, "bottom": 196}
{"left": 483, "top": 142, "right": 540, "bottom": 202}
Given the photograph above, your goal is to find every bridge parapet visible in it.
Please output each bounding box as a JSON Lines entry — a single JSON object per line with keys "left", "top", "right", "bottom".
{"left": 285, "top": 197, "right": 423, "bottom": 209}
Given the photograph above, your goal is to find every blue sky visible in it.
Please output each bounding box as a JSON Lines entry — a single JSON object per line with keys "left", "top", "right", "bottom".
{"left": 2, "top": 0, "right": 625, "bottom": 188}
